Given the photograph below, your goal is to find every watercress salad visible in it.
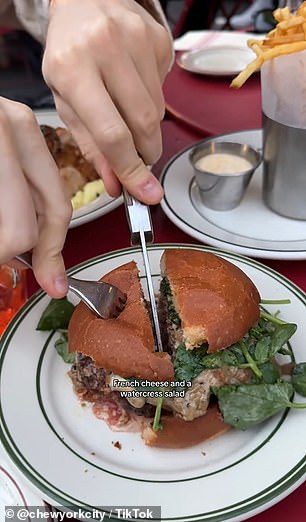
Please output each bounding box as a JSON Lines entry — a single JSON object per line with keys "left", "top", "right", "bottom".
{"left": 37, "top": 297, "right": 306, "bottom": 432}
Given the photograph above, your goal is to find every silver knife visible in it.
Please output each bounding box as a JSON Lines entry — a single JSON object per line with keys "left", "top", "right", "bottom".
{"left": 123, "top": 189, "right": 163, "bottom": 353}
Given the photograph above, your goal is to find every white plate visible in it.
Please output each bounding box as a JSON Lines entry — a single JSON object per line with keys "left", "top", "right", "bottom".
{"left": 177, "top": 46, "right": 254, "bottom": 76}
{"left": 0, "top": 244, "right": 305, "bottom": 521}
{"left": 34, "top": 110, "right": 122, "bottom": 229}
{"left": 0, "top": 442, "right": 51, "bottom": 518}
{"left": 160, "top": 129, "right": 306, "bottom": 260}
{"left": 174, "top": 30, "right": 260, "bottom": 52}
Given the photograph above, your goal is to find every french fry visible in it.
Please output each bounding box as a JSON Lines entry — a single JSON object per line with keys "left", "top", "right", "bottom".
{"left": 273, "top": 7, "right": 289, "bottom": 22}
{"left": 278, "top": 16, "right": 305, "bottom": 30}
{"left": 262, "top": 34, "right": 305, "bottom": 45}
{"left": 230, "top": 56, "right": 264, "bottom": 89}
{"left": 261, "top": 41, "right": 306, "bottom": 59}
{"left": 231, "top": 1, "right": 306, "bottom": 88}
{"left": 250, "top": 43, "right": 264, "bottom": 56}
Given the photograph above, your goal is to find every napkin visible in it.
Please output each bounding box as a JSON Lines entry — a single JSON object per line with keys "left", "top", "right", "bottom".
{"left": 174, "top": 30, "right": 260, "bottom": 51}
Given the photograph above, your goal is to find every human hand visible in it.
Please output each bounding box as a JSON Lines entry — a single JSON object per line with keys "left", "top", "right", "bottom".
{"left": 0, "top": 97, "right": 72, "bottom": 298}
{"left": 43, "top": 0, "right": 173, "bottom": 204}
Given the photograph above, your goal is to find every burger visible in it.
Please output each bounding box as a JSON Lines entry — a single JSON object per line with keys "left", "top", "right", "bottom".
{"left": 68, "top": 248, "right": 261, "bottom": 448}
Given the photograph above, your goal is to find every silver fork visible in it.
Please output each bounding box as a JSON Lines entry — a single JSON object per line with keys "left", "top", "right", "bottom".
{"left": 15, "top": 252, "right": 127, "bottom": 319}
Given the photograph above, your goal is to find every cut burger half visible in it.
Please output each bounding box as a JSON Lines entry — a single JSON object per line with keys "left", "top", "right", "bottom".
{"left": 68, "top": 249, "right": 261, "bottom": 447}
{"left": 159, "top": 248, "right": 260, "bottom": 354}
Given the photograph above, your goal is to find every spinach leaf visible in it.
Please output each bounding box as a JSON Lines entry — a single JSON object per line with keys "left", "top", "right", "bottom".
{"left": 292, "top": 363, "right": 306, "bottom": 397}
{"left": 174, "top": 343, "right": 207, "bottom": 381}
{"left": 257, "top": 361, "right": 280, "bottom": 384}
{"left": 270, "top": 323, "right": 297, "bottom": 354}
{"left": 200, "top": 346, "right": 244, "bottom": 369}
{"left": 54, "top": 332, "right": 76, "bottom": 364}
{"left": 213, "top": 382, "right": 294, "bottom": 430}
{"left": 160, "top": 278, "right": 180, "bottom": 326}
{"left": 37, "top": 297, "right": 75, "bottom": 331}
{"left": 174, "top": 309, "right": 297, "bottom": 384}
{"left": 253, "top": 336, "right": 272, "bottom": 364}
{"left": 253, "top": 323, "right": 296, "bottom": 364}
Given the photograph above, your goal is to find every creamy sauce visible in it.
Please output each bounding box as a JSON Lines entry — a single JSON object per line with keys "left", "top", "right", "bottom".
{"left": 195, "top": 153, "right": 253, "bottom": 175}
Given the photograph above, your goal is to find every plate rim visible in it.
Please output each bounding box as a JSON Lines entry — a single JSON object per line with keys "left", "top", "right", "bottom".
{"left": 177, "top": 45, "right": 254, "bottom": 76}
{"left": 0, "top": 443, "right": 51, "bottom": 511}
{"left": 0, "top": 244, "right": 306, "bottom": 520}
{"left": 160, "top": 129, "right": 306, "bottom": 260}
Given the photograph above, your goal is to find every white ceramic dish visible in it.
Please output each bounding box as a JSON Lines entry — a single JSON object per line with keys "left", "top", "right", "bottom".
{"left": 177, "top": 46, "right": 254, "bottom": 76}
{"left": 0, "top": 442, "right": 51, "bottom": 518}
{"left": 173, "top": 30, "right": 260, "bottom": 52}
{"left": 160, "top": 129, "right": 306, "bottom": 260}
{"left": 34, "top": 110, "right": 122, "bottom": 229}
{"left": 0, "top": 244, "right": 305, "bottom": 521}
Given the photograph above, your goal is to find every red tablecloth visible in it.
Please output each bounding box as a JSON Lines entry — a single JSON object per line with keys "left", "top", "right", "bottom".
{"left": 163, "top": 55, "right": 262, "bottom": 136}
{"left": 26, "top": 120, "right": 305, "bottom": 521}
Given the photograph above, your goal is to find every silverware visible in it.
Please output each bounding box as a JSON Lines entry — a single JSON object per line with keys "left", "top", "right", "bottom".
{"left": 123, "top": 189, "right": 163, "bottom": 353}
{"left": 15, "top": 252, "right": 126, "bottom": 320}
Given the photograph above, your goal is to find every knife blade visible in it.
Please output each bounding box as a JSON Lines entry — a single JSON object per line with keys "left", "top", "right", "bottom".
{"left": 123, "top": 189, "right": 163, "bottom": 353}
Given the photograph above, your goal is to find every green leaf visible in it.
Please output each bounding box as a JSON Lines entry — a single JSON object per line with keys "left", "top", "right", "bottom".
{"left": 200, "top": 347, "right": 243, "bottom": 369}
{"left": 174, "top": 343, "right": 208, "bottom": 382}
{"left": 36, "top": 297, "right": 75, "bottom": 331}
{"left": 254, "top": 336, "right": 272, "bottom": 364}
{"left": 270, "top": 323, "right": 297, "bottom": 352}
{"left": 160, "top": 278, "right": 180, "bottom": 326}
{"left": 257, "top": 361, "right": 280, "bottom": 384}
{"left": 252, "top": 323, "right": 296, "bottom": 365}
{"left": 174, "top": 312, "right": 297, "bottom": 385}
{"left": 292, "top": 363, "right": 306, "bottom": 397}
{"left": 239, "top": 340, "right": 262, "bottom": 379}
{"left": 54, "top": 332, "right": 76, "bottom": 364}
{"left": 213, "top": 382, "right": 294, "bottom": 430}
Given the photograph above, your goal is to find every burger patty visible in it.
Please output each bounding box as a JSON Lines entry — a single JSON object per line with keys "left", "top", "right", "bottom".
{"left": 72, "top": 353, "right": 107, "bottom": 391}
{"left": 71, "top": 353, "right": 157, "bottom": 418}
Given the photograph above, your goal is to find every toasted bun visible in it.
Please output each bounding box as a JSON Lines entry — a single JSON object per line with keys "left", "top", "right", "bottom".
{"left": 161, "top": 249, "right": 260, "bottom": 352}
{"left": 68, "top": 261, "right": 174, "bottom": 381}
{"left": 142, "top": 404, "right": 230, "bottom": 448}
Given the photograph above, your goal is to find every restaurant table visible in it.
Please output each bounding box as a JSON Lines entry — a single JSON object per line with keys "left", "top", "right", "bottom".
{"left": 25, "top": 120, "right": 305, "bottom": 521}
{"left": 163, "top": 55, "right": 262, "bottom": 136}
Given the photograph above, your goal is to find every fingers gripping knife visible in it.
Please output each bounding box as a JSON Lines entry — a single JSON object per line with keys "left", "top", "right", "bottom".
{"left": 123, "top": 189, "right": 163, "bottom": 353}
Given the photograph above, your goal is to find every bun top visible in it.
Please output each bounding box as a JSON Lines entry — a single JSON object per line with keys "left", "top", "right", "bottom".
{"left": 161, "top": 249, "right": 260, "bottom": 353}
{"left": 68, "top": 261, "right": 174, "bottom": 381}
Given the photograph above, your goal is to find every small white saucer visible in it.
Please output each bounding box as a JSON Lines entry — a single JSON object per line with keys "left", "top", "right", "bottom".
{"left": 160, "top": 129, "right": 306, "bottom": 260}
{"left": 177, "top": 46, "right": 254, "bottom": 76}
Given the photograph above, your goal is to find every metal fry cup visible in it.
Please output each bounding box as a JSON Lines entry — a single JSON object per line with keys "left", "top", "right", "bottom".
{"left": 189, "top": 141, "right": 261, "bottom": 211}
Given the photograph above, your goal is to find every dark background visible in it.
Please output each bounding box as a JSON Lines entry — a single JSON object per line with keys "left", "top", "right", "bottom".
{"left": 0, "top": 0, "right": 252, "bottom": 108}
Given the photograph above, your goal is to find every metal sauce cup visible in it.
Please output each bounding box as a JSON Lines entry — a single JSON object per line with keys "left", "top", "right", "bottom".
{"left": 189, "top": 141, "right": 261, "bottom": 211}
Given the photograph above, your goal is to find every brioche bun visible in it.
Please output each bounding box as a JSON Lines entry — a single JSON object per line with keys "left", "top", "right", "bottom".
{"left": 68, "top": 261, "right": 174, "bottom": 381}
{"left": 161, "top": 249, "right": 260, "bottom": 352}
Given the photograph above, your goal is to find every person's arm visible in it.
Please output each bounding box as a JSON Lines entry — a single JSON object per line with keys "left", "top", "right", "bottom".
{"left": 10, "top": 0, "right": 170, "bottom": 42}
{"left": 0, "top": 97, "right": 72, "bottom": 297}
